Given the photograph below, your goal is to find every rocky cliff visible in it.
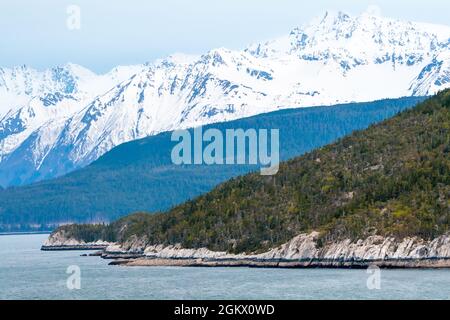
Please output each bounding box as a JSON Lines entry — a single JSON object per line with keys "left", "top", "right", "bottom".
{"left": 43, "top": 231, "right": 450, "bottom": 268}
{"left": 41, "top": 229, "right": 113, "bottom": 250}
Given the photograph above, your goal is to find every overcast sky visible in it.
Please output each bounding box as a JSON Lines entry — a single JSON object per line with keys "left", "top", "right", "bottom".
{"left": 1, "top": 0, "right": 449, "bottom": 73}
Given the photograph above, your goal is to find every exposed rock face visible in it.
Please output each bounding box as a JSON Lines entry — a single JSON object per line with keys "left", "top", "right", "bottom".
{"left": 104, "top": 232, "right": 450, "bottom": 261}
{"left": 254, "top": 232, "right": 320, "bottom": 260}
{"left": 43, "top": 230, "right": 450, "bottom": 267}
{"left": 41, "top": 229, "right": 113, "bottom": 250}
{"left": 254, "top": 232, "right": 450, "bottom": 261}
{"left": 104, "top": 233, "right": 450, "bottom": 267}
{"left": 320, "top": 235, "right": 450, "bottom": 261}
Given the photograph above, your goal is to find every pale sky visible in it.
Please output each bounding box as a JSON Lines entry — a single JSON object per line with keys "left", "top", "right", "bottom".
{"left": 1, "top": 0, "right": 449, "bottom": 73}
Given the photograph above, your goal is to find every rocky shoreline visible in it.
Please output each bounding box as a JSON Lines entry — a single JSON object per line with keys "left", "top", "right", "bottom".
{"left": 41, "top": 244, "right": 109, "bottom": 251}
{"left": 41, "top": 231, "right": 450, "bottom": 269}
{"left": 41, "top": 230, "right": 113, "bottom": 251}
{"left": 108, "top": 257, "right": 450, "bottom": 269}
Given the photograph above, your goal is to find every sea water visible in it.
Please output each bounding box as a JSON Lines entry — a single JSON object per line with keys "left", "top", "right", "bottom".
{"left": 0, "top": 234, "right": 449, "bottom": 300}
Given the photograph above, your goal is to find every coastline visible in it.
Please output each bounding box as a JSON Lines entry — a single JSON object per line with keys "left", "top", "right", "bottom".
{"left": 41, "top": 231, "right": 450, "bottom": 269}
{"left": 41, "top": 244, "right": 109, "bottom": 251}
{"left": 108, "top": 257, "right": 450, "bottom": 269}
{"left": 0, "top": 231, "right": 51, "bottom": 236}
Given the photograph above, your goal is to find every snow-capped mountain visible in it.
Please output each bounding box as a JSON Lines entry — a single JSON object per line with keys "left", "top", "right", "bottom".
{"left": 0, "top": 64, "right": 143, "bottom": 157}
{"left": 1, "top": 10, "right": 450, "bottom": 187}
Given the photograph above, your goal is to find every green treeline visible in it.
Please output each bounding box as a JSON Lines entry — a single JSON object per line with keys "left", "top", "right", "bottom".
{"left": 58, "top": 90, "right": 450, "bottom": 254}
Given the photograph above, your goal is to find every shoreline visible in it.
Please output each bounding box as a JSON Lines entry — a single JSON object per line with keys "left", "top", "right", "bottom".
{"left": 1, "top": 231, "right": 51, "bottom": 236}
{"left": 41, "top": 231, "right": 450, "bottom": 269}
{"left": 108, "top": 256, "right": 450, "bottom": 269}
{"left": 39, "top": 244, "right": 450, "bottom": 269}
{"left": 41, "top": 245, "right": 109, "bottom": 251}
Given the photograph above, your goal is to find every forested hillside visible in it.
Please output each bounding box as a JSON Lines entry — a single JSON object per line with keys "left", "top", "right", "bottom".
{"left": 56, "top": 91, "right": 449, "bottom": 254}
{"left": 0, "top": 97, "right": 424, "bottom": 232}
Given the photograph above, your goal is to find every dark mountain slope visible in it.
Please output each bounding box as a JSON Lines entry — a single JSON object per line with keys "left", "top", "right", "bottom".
{"left": 0, "top": 97, "right": 424, "bottom": 232}
{"left": 57, "top": 90, "right": 450, "bottom": 254}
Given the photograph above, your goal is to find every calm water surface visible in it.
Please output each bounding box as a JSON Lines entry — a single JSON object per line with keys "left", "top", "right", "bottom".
{"left": 0, "top": 234, "right": 449, "bottom": 300}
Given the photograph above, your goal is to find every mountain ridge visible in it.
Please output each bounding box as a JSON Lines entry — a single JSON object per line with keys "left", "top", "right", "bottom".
{"left": 0, "top": 96, "right": 424, "bottom": 232}
{"left": 1, "top": 11, "right": 449, "bottom": 187}
{"left": 48, "top": 89, "right": 450, "bottom": 255}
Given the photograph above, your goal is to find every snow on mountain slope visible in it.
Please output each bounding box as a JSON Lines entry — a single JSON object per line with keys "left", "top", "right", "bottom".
{"left": 1, "top": 10, "right": 450, "bottom": 187}
{"left": 0, "top": 64, "right": 143, "bottom": 160}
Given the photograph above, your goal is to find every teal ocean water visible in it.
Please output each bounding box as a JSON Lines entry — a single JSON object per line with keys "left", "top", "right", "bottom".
{"left": 0, "top": 234, "right": 449, "bottom": 300}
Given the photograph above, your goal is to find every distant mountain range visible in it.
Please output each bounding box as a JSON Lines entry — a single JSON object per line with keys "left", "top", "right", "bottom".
{"left": 1, "top": 10, "right": 449, "bottom": 187}
{"left": 0, "top": 96, "right": 424, "bottom": 232}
